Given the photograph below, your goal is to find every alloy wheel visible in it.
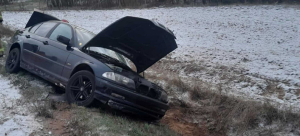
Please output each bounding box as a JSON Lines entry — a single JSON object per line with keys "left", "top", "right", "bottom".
{"left": 7, "top": 51, "right": 18, "bottom": 70}
{"left": 70, "top": 75, "right": 93, "bottom": 102}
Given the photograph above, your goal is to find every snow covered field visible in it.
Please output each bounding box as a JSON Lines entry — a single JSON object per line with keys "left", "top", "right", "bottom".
{"left": 2, "top": 5, "right": 300, "bottom": 110}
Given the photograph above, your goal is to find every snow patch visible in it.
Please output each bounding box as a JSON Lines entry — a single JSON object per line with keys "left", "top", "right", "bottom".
{"left": 0, "top": 76, "right": 41, "bottom": 136}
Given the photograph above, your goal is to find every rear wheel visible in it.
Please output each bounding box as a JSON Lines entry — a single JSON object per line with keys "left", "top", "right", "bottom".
{"left": 66, "top": 70, "right": 95, "bottom": 107}
{"left": 5, "top": 48, "right": 20, "bottom": 73}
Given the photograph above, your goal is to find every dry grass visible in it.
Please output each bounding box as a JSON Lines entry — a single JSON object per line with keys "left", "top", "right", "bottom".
{"left": 184, "top": 63, "right": 206, "bottom": 74}
{"left": 68, "top": 105, "right": 178, "bottom": 136}
{"left": 147, "top": 64, "right": 300, "bottom": 135}
{"left": 32, "top": 100, "right": 54, "bottom": 118}
{"left": 0, "top": 56, "right": 55, "bottom": 118}
{"left": 168, "top": 76, "right": 189, "bottom": 93}
{"left": 0, "top": 25, "right": 15, "bottom": 37}
{"left": 190, "top": 85, "right": 213, "bottom": 101}
{"left": 263, "top": 81, "right": 286, "bottom": 100}
{"left": 8, "top": 72, "right": 55, "bottom": 118}
{"left": 0, "top": 64, "right": 8, "bottom": 76}
{"left": 296, "top": 89, "right": 300, "bottom": 96}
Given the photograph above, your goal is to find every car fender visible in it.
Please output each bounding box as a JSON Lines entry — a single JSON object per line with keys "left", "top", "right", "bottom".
{"left": 66, "top": 52, "right": 112, "bottom": 81}
{"left": 8, "top": 30, "right": 25, "bottom": 52}
{"left": 8, "top": 40, "right": 24, "bottom": 58}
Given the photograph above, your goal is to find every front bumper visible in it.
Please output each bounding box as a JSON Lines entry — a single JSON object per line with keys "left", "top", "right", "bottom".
{"left": 94, "top": 77, "right": 169, "bottom": 119}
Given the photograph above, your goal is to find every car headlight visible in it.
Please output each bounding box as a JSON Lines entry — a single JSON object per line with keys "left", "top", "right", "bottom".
{"left": 102, "top": 72, "right": 135, "bottom": 89}
{"left": 159, "top": 91, "right": 168, "bottom": 103}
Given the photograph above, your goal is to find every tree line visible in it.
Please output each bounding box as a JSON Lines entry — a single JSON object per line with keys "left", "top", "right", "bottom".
{"left": 45, "top": 0, "right": 299, "bottom": 8}
{"left": 0, "top": 0, "right": 298, "bottom": 8}
{"left": 0, "top": 0, "right": 13, "bottom": 5}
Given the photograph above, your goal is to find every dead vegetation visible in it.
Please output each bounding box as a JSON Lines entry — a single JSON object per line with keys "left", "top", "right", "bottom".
{"left": 295, "top": 89, "right": 300, "bottom": 96}
{"left": 147, "top": 60, "right": 300, "bottom": 136}
{"left": 263, "top": 81, "right": 286, "bottom": 100}
{"left": 0, "top": 25, "right": 15, "bottom": 37}
{"left": 67, "top": 105, "right": 178, "bottom": 136}
{"left": 33, "top": 100, "right": 54, "bottom": 118}
{"left": 4, "top": 69, "right": 55, "bottom": 119}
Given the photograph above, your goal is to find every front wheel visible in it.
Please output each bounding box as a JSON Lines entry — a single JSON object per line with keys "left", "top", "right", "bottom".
{"left": 66, "top": 70, "right": 96, "bottom": 107}
{"left": 5, "top": 48, "right": 20, "bottom": 73}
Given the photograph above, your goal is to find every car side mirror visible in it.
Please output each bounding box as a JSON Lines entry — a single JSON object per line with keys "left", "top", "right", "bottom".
{"left": 57, "top": 35, "right": 70, "bottom": 46}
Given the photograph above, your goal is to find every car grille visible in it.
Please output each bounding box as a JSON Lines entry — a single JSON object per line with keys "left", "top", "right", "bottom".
{"left": 137, "top": 85, "right": 159, "bottom": 99}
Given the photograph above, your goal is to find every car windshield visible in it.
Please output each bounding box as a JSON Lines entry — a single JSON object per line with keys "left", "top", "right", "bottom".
{"left": 75, "top": 27, "right": 95, "bottom": 47}
{"left": 89, "top": 47, "right": 132, "bottom": 69}
{"left": 75, "top": 27, "right": 136, "bottom": 71}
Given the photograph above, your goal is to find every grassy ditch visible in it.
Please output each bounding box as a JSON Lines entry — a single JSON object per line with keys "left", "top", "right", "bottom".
{"left": 0, "top": 51, "right": 178, "bottom": 136}
{"left": 0, "top": 25, "right": 178, "bottom": 136}
{"left": 67, "top": 105, "right": 178, "bottom": 136}
{"left": 146, "top": 60, "right": 300, "bottom": 136}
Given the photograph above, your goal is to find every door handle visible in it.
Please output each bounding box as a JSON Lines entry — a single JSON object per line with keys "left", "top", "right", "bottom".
{"left": 25, "top": 35, "right": 30, "bottom": 38}
{"left": 43, "top": 41, "right": 48, "bottom": 45}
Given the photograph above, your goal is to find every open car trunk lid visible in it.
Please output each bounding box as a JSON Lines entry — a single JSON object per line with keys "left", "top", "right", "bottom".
{"left": 25, "top": 10, "right": 60, "bottom": 28}
{"left": 82, "top": 16, "right": 177, "bottom": 73}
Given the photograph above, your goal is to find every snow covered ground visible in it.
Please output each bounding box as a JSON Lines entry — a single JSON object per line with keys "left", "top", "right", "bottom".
{"left": 2, "top": 5, "right": 300, "bottom": 110}
{"left": 0, "top": 76, "right": 41, "bottom": 136}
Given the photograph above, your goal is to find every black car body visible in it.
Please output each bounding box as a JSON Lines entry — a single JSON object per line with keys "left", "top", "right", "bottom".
{"left": 6, "top": 11, "right": 177, "bottom": 119}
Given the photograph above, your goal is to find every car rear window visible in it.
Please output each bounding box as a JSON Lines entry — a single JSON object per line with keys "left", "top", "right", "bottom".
{"left": 29, "top": 23, "right": 42, "bottom": 33}
{"left": 34, "top": 22, "right": 57, "bottom": 37}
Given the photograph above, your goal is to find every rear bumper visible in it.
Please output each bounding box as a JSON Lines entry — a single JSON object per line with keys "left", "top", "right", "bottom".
{"left": 94, "top": 77, "right": 168, "bottom": 119}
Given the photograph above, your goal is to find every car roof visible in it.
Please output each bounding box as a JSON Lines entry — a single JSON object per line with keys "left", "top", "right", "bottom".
{"left": 45, "top": 20, "right": 95, "bottom": 34}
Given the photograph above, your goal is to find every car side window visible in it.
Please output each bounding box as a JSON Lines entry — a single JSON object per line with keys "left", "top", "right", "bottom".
{"left": 34, "top": 22, "right": 57, "bottom": 37}
{"left": 49, "top": 24, "right": 72, "bottom": 43}
{"left": 29, "top": 23, "right": 42, "bottom": 33}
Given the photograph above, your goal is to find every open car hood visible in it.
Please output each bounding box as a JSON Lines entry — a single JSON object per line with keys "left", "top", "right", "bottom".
{"left": 82, "top": 16, "right": 177, "bottom": 73}
{"left": 25, "top": 10, "right": 60, "bottom": 28}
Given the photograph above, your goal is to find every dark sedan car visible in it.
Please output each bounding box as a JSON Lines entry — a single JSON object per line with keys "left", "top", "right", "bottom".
{"left": 6, "top": 11, "right": 177, "bottom": 119}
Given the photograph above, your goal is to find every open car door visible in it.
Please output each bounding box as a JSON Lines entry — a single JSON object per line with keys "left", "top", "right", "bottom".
{"left": 82, "top": 16, "right": 177, "bottom": 73}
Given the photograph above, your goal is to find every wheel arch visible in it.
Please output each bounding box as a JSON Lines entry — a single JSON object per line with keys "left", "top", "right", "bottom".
{"left": 70, "top": 63, "right": 95, "bottom": 78}
{"left": 9, "top": 42, "right": 21, "bottom": 52}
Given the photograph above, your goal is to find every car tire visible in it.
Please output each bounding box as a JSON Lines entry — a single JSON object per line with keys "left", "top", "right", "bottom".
{"left": 5, "top": 48, "right": 20, "bottom": 73}
{"left": 66, "top": 70, "right": 96, "bottom": 107}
